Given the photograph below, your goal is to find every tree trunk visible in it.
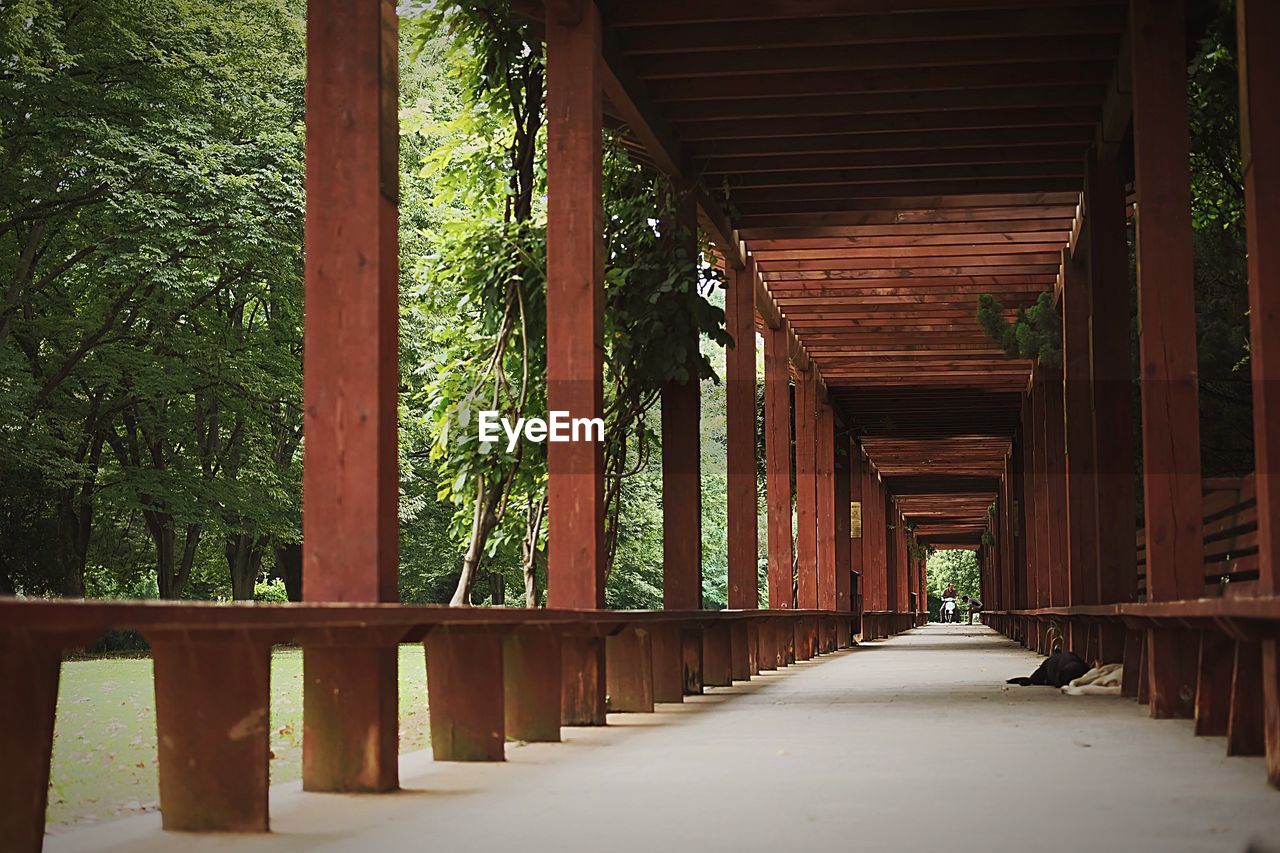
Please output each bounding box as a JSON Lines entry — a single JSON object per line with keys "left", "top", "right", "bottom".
{"left": 150, "top": 514, "right": 200, "bottom": 600}
{"left": 225, "top": 533, "right": 266, "bottom": 600}
{"left": 521, "top": 494, "right": 547, "bottom": 607}
{"left": 450, "top": 478, "right": 504, "bottom": 606}
{"left": 273, "top": 543, "right": 302, "bottom": 601}
{"left": 489, "top": 570, "right": 505, "bottom": 606}
{"left": 55, "top": 485, "right": 92, "bottom": 598}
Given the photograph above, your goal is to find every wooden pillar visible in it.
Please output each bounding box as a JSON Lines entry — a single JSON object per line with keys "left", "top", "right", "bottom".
{"left": 302, "top": 0, "right": 400, "bottom": 793}
{"left": 1021, "top": 389, "right": 1040, "bottom": 648}
{"left": 1001, "top": 456, "right": 1016, "bottom": 615}
{"left": 863, "top": 460, "right": 886, "bottom": 612}
{"left": 1237, "top": 0, "right": 1280, "bottom": 785}
{"left": 727, "top": 261, "right": 759, "bottom": 611}
{"left": 817, "top": 399, "right": 838, "bottom": 611}
{"left": 1132, "top": 0, "right": 1205, "bottom": 719}
{"left": 546, "top": 0, "right": 607, "bottom": 727}
{"left": 1031, "top": 371, "right": 1050, "bottom": 622}
{"left": 1062, "top": 245, "right": 1100, "bottom": 643}
{"left": 662, "top": 193, "right": 703, "bottom": 612}
{"left": 1044, "top": 367, "right": 1069, "bottom": 611}
{"left": 835, "top": 429, "right": 853, "bottom": 613}
{"left": 764, "top": 323, "right": 794, "bottom": 609}
{"left": 1087, "top": 148, "right": 1136, "bottom": 665}
{"left": 795, "top": 370, "right": 819, "bottom": 609}
{"left": 546, "top": 0, "right": 606, "bottom": 610}
{"left": 885, "top": 498, "right": 900, "bottom": 614}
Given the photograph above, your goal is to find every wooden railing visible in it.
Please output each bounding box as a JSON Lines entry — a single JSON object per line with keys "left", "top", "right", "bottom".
{"left": 0, "top": 599, "right": 879, "bottom": 851}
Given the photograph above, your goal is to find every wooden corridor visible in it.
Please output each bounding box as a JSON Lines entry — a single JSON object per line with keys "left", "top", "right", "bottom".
{"left": 44, "top": 626, "right": 1280, "bottom": 853}
{"left": 4, "top": 1, "right": 1280, "bottom": 849}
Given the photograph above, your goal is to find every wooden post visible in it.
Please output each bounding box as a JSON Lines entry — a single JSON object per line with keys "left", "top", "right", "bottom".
{"left": 1236, "top": 0, "right": 1280, "bottom": 786}
{"left": 863, "top": 458, "right": 886, "bottom": 613}
{"left": 703, "top": 621, "right": 734, "bottom": 687}
{"left": 505, "top": 627, "right": 563, "bottom": 741}
{"left": 546, "top": 1, "right": 608, "bottom": 726}
{"left": 727, "top": 261, "right": 760, "bottom": 611}
{"left": 425, "top": 629, "right": 505, "bottom": 761}
{"left": 816, "top": 399, "right": 838, "bottom": 611}
{"left": 650, "top": 624, "right": 685, "bottom": 703}
{"left": 1044, "top": 367, "right": 1069, "bottom": 611}
{"left": 835, "top": 429, "right": 853, "bottom": 614}
{"left": 606, "top": 627, "right": 655, "bottom": 713}
{"left": 1021, "top": 388, "right": 1040, "bottom": 649}
{"left": 795, "top": 369, "right": 819, "bottom": 609}
{"left": 764, "top": 323, "right": 794, "bottom": 609}
{"left": 1132, "top": 0, "right": 1205, "bottom": 719}
{"left": 1087, "top": 148, "right": 1136, "bottom": 665}
{"left": 1061, "top": 245, "right": 1100, "bottom": 644}
{"left": 151, "top": 633, "right": 272, "bottom": 830}
{"left": 302, "top": 0, "right": 401, "bottom": 793}
{"left": 0, "top": 632, "right": 62, "bottom": 850}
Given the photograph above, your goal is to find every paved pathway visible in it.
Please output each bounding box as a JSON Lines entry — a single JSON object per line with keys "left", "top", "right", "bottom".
{"left": 51, "top": 624, "right": 1280, "bottom": 853}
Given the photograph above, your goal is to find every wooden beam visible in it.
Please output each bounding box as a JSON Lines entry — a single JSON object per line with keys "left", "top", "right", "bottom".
{"left": 615, "top": 7, "right": 1125, "bottom": 53}
{"left": 645, "top": 61, "right": 1114, "bottom": 102}
{"left": 1131, "top": 0, "right": 1204, "bottom": 719}
{"left": 631, "top": 35, "right": 1121, "bottom": 79}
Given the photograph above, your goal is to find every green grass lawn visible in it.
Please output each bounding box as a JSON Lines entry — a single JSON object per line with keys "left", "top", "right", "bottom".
{"left": 47, "top": 646, "right": 429, "bottom": 830}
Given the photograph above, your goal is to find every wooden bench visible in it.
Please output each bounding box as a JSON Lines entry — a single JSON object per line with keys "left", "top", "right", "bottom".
{"left": 0, "top": 600, "right": 866, "bottom": 851}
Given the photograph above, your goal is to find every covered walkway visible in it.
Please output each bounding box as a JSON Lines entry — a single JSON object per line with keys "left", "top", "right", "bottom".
{"left": 5, "top": 1, "right": 1280, "bottom": 849}
{"left": 47, "top": 625, "right": 1280, "bottom": 853}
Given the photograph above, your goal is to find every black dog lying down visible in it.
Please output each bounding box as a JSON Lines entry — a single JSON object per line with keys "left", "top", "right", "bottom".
{"left": 1007, "top": 651, "right": 1090, "bottom": 687}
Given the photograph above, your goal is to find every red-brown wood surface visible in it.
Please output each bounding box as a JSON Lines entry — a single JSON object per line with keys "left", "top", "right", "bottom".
{"left": 816, "top": 400, "right": 838, "bottom": 610}
{"left": 546, "top": 2, "right": 606, "bottom": 609}
{"left": 727, "top": 262, "right": 760, "bottom": 610}
{"left": 1086, "top": 149, "right": 1136, "bottom": 663}
{"left": 1131, "top": 0, "right": 1205, "bottom": 719}
{"left": 764, "top": 322, "right": 795, "bottom": 608}
{"left": 302, "top": 0, "right": 399, "bottom": 604}
{"left": 795, "top": 370, "right": 819, "bottom": 609}
{"left": 1236, "top": 0, "right": 1280, "bottom": 789}
{"left": 301, "top": 0, "right": 401, "bottom": 796}
{"left": 1061, "top": 245, "right": 1100, "bottom": 623}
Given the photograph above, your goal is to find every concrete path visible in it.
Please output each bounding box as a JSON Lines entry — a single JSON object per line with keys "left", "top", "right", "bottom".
{"left": 50, "top": 624, "right": 1280, "bottom": 853}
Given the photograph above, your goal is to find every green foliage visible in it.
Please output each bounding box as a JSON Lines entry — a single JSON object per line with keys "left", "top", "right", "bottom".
{"left": 976, "top": 292, "right": 1062, "bottom": 368}
{"left": 253, "top": 577, "right": 289, "bottom": 603}
{"left": 1, "top": 0, "right": 306, "bottom": 597}
{"left": 926, "top": 549, "right": 981, "bottom": 609}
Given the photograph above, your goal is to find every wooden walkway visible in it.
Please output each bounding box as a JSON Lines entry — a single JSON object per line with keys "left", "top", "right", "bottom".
{"left": 49, "top": 625, "right": 1280, "bottom": 853}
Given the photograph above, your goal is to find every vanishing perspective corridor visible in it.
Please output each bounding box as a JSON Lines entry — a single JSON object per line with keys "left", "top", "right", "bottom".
{"left": 48, "top": 625, "right": 1280, "bottom": 853}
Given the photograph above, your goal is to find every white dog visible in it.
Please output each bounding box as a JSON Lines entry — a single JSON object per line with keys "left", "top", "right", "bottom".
{"left": 1060, "top": 663, "right": 1123, "bottom": 696}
